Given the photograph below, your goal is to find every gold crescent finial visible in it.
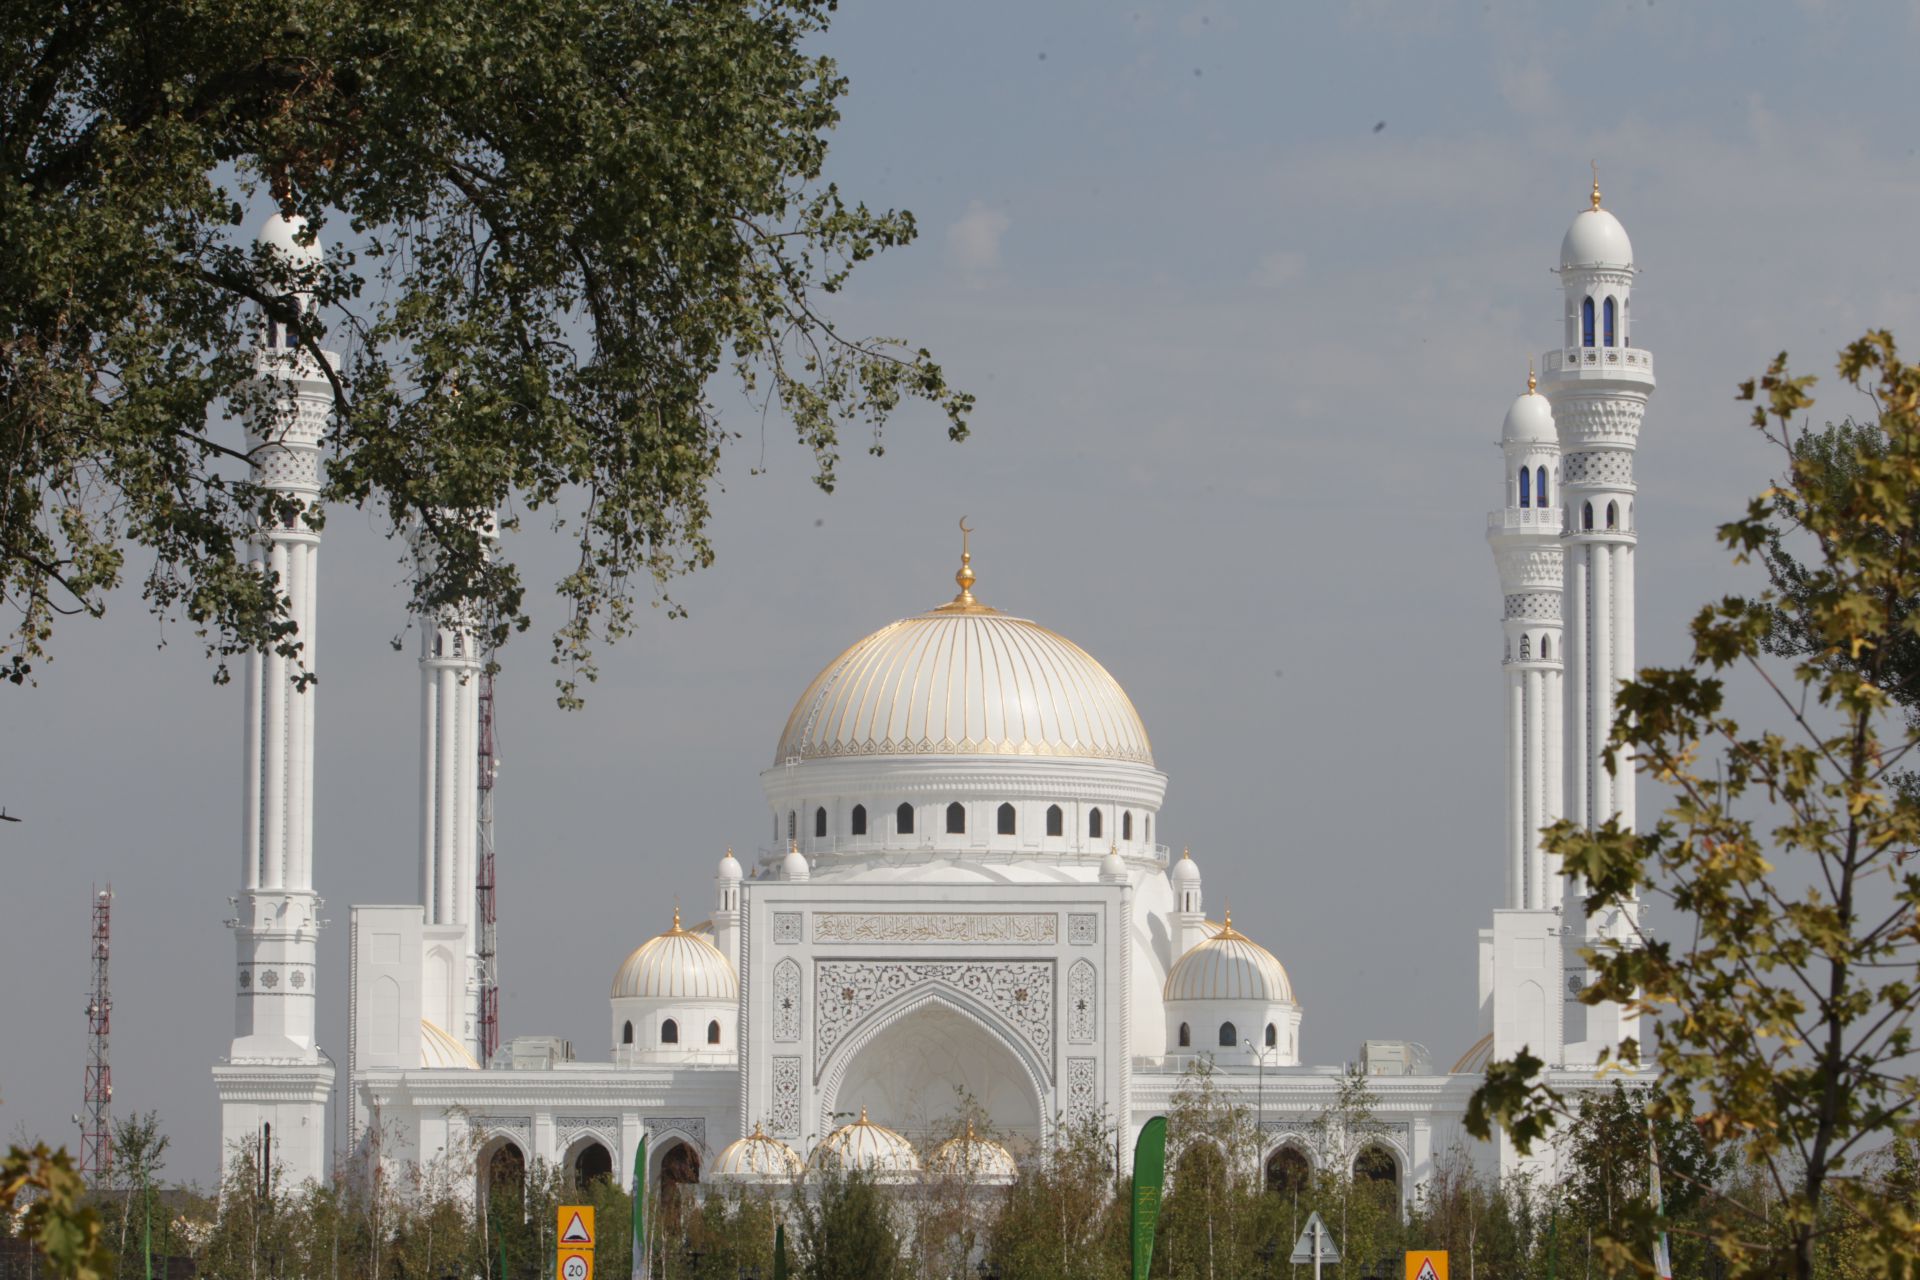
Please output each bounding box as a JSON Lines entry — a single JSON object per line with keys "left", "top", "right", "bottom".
{"left": 859, "top": 1106, "right": 869, "bottom": 1124}
{"left": 1528, "top": 360, "right": 1537, "bottom": 395}
{"left": 1590, "top": 161, "right": 1602, "bottom": 211}
{"left": 953, "top": 517, "right": 977, "bottom": 605}
{"left": 672, "top": 903, "right": 681, "bottom": 930}
{"left": 1181, "top": 846, "right": 1191, "bottom": 861}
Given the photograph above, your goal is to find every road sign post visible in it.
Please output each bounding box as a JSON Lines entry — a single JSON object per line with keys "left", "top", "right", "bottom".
{"left": 557, "top": 1205, "right": 595, "bottom": 1280}
{"left": 1289, "top": 1211, "right": 1341, "bottom": 1280}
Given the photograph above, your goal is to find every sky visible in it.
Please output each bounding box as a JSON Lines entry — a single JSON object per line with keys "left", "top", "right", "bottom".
{"left": 6, "top": 0, "right": 1920, "bottom": 1184}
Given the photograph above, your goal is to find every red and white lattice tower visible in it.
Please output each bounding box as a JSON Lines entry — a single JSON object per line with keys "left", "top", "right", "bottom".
{"left": 81, "top": 885, "right": 112, "bottom": 1184}
{"left": 476, "top": 670, "right": 500, "bottom": 1065}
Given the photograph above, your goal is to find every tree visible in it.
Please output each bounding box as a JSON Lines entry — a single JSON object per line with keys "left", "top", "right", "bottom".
{"left": 0, "top": 1144, "right": 110, "bottom": 1279}
{"left": 108, "top": 1111, "right": 168, "bottom": 1263}
{"left": 1, "top": 0, "right": 972, "bottom": 700}
{"left": 1470, "top": 332, "right": 1920, "bottom": 1279}
{"left": 793, "top": 1168, "right": 903, "bottom": 1280}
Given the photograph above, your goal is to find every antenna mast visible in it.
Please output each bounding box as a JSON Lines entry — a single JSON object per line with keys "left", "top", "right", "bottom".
{"left": 81, "top": 885, "right": 112, "bottom": 1184}
{"left": 475, "top": 671, "right": 500, "bottom": 1065}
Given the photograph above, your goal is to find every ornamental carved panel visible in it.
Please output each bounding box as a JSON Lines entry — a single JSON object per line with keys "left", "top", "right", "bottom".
{"left": 772, "top": 912, "right": 803, "bottom": 944}
{"left": 1494, "top": 546, "right": 1564, "bottom": 589}
{"left": 1067, "top": 960, "right": 1096, "bottom": 1043}
{"left": 1066, "top": 1057, "right": 1098, "bottom": 1128}
{"left": 771, "top": 1058, "right": 802, "bottom": 1137}
{"left": 645, "top": 1117, "right": 707, "bottom": 1152}
{"left": 556, "top": 1116, "right": 620, "bottom": 1149}
{"left": 1067, "top": 913, "right": 1098, "bottom": 945}
{"left": 812, "top": 912, "right": 1057, "bottom": 945}
{"left": 814, "top": 961, "right": 1054, "bottom": 1073}
{"left": 1503, "top": 591, "right": 1560, "bottom": 621}
{"left": 773, "top": 958, "right": 802, "bottom": 1042}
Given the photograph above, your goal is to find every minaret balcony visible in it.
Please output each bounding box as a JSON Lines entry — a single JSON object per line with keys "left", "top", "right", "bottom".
{"left": 1487, "top": 508, "right": 1563, "bottom": 534}
{"left": 1541, "top": 347, "right": 1653, "bottom": 377}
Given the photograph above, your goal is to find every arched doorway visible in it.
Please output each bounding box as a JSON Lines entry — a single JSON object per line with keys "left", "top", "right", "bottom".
{"left": 827, "top": 999, "right": 1044, "bottom": 1148}
{"left": 1265, "top": 1145, "right": 1311, "bottom": 1196}
{"left": 1354, "top": 1144, "right": 1400, "bottom": 1211}
{"left": 572, "top": 1141, "right": 613, "bottom": 1188}
{"left": 481, "top": 1140, "right": 526, "bottom": 1213}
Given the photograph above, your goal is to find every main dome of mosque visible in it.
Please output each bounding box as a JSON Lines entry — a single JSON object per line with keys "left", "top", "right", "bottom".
{"left": 775, "top": 547, "right": 1153, "bottom": 768}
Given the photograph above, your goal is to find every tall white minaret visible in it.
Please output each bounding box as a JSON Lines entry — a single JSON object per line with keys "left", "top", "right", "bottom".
{"left": 1487, "top": 373, "right": 1564, "bottom": 910}
{"left": 416, "top": 526, "right": 488, "bottom": 1060}
{"left": 214, "top": 213, "right": 337, "bottom": 1187}
{"left": 1541, "top": 173, "right": 1654, "bottom": 1059}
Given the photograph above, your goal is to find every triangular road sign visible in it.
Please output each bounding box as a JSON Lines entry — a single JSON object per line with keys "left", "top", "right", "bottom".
{"left": 560, "top": 1210, "right": 592, "bottom": 1245}
{"left": 1289, "top": 1211, "right": 1342, "bottom": 1264}
{"left": 1414, "top": 1259, "right": 1440, "bottom": 1280}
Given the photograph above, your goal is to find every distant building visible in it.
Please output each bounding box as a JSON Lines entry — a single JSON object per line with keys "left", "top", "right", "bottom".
{"left": 215, "top": 183, "right": 1656, "bottom": 1203}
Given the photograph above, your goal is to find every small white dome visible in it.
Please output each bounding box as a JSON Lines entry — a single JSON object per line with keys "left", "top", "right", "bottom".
{"left": 1170, "top": 848, "right": 1201, "bottom": 885}
{"left": 810, "top": 1108, "right": 921, "bottom": 1180}
{"left": 1100, "top": 849, "right": 1127, "bottom": 882}
{"left": 257, "top": 213, "right": 323, "bottom": 266}
{"left": 1501, "top": 389, "right": 1555, "bottom": 445}
{"left": 781, "top": 843, "right": 811, "bottom": 882}
{"left": 1165, "top": 915, "right": 1295, "bottom": 1004}
{"left": 420, "top": 1019, "right": 480, "bottom": 1069}
{"left": 1560, "top": 208, "right": 1632, "bottom": 269}
{"left": 712, "top": 1123, "right": 804, "bottom": 1183}
{"left": 611, "top": 909, "right": 737, "bottom": 1000}
{"left": 925, "top": 1123, "right": 1018, "bottom": 1184}
{"left": 718, "top": 848, "right": 743, "bottom": 882}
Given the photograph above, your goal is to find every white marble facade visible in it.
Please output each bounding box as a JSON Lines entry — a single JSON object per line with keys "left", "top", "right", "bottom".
{"left": 219, "top": 187, "right": 1659, "bottom": 1202}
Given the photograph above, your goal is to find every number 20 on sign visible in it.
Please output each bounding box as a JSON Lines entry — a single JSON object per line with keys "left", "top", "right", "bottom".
{"left": 559, "top": 1253, "right": 591, "bottom": 1280}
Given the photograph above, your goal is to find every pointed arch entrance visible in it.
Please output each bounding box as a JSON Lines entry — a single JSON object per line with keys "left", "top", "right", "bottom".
{"left": 816, "top": 990, "right": 1047, "bottom": 1149}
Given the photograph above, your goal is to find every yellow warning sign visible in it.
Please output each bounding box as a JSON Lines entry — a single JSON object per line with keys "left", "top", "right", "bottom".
{"left": 558, "top": 1204, "right": 595, "bottom": 1248}
{"left": 1406, "top": 1251, "right": 1448, "bottom": 1280}
{"left": 558, "top": 1250, "right": 592, "bottom": 1280}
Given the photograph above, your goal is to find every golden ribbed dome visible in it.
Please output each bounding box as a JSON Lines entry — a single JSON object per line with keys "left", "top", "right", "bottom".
{"left": 1164, "top": 914, "right": 1295, "bottom": 1004}
{"left": 420, "top": 1019, "right": 480, "bottom": 1069}
{"left": 712, "top": 1123, "right": 805, "bottom": 1183}
{"left": 611, "top": 909, "right": 738, "bottom": 1000}
{"left": 776, "top": 584, "right": 1153, "bottom": 767}
{"left": 1449, "top": 1032, "right": 1494, "bottom": 1075}
{"left": 809, "top": 1108, "right": 921, "bottom": 1179}
{"left": 925, "top": 1122, "right": 1018, "bottom": 1183}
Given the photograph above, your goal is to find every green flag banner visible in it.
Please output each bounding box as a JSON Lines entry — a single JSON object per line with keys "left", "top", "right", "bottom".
{"left": 773, "top": 1221, "right": 789, "bottom": 1280}
{"left": 633, "top": 1134, "right": 649, "bottom": 1279}
{"left": 1131, "top": 1116, "right": 1168, "bottom": 1280}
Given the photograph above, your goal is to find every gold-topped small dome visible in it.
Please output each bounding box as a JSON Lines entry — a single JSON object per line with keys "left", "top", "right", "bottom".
{"left": 1165, "top": 915, "right": 1295, "bottom": 1004}
{"left": 611, "top": 909, "right": 737, "bottom": 1000}
{"left": 712, "top": 1122, "right": 805, "bottom": 1183}
{"left": 809, "top": 1108, "right": 921, "bottom": 1179}
{"left": 420, "top": 1019, "right": 480, "bottom": 1069}
{"left": 926, "top": 1121, "right": 1018, "bottom": 1183}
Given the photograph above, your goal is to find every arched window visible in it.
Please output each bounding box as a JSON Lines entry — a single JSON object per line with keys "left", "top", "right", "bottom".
{"left": 1355, "top": 1145, "right": 1400, "bottom": 1208}
{"left": 1582, "top": 296, "right": 1596, "bottom": 347}
{"left": 707, "top": 1020, "right": 721, "bottom": 1045}
{"left": 1145, "top": 815, "right": 1151, "bottom": 845}
{"left": 1089, "top": 808, "right": 1104, "bottom": 839}
{"left": 851, "top": 804, "right": 867, "bottom": 836}
{"left": 1218, "top": 1021, "right": 1237, "bottom": 1048}
{"left": 1266, "top": 1022, "right": 1278, "bottom": 1049}
{"left": 1603, "top": 296, "right": 1617, "bottom": 347}
{"left": 660, "top": 1019, "right": 679, "bottom": 1045}
{"left": 1541, "top": 635, "right": 1552, "bottom": 660}
{"left": 1519, "top": 466, "right": 1531, "bottom": 508}
{"left": 1046, "top": 804, "right": 1064, "bottom": 837}
{"left": 786, "top": 810, "right": 795, "bottom": 840}
{"left": 573, "top": 1142, "right": 613, "bottom": 1188}
{"left": 1266, "top": 1146, "right": 1311, "bottom": 1197}
{"left": 1178, "top": 1023, "right": 1191, "bottom": 1048}
{"left": 946, "top": 801, "right": 966, "bottom": 834}
{"left": 997, "top": 802, "right": 1016, "bottom": 835}
{"left": 1122, "top": 811, "right": 1134, "bottom": 841}
{"left": 486, "top": 1141, "right": 527, "bottom": 1204}
{"left": 622, "top": 1020, "right": 633, "bottom": 1045}
{"left": 814, "top": 806, "right": 826, "bottom": 839}
{"left": 1536, "top": 465, "right": 1549, "bottom": 506}
{"left": 1519, "top": 634, "right": 1530, "bottom": 661}
{"left": 1605, "top": 500, "right": 1617, "bottom": 529}
{"left": 896, "top": 803, "right": 915, "bottom": 835}
{"left": 1583, "top": 501, "right": 1594, "bottom": 531}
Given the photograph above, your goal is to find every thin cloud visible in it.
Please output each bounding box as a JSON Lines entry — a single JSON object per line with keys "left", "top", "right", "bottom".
{"left": 947, "top": 201, "right": 1012, "bottom": 275}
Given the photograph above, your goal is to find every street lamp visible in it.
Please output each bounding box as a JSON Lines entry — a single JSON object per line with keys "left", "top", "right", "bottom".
{"left": 1243, "top": 1037, "right": 1276, "bottom": 1163}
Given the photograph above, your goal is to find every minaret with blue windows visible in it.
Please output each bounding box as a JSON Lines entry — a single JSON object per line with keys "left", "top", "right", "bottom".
{"left": 1540, "top": 173, "right": 1655, "bottom": 1062}
{"left": 1487, "top": 371, "right": 1564, "bottom": 913}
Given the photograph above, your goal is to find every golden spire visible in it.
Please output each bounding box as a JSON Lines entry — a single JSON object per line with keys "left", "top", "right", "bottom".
{"left": 1181, "top": 846, "right": 1192, "bottom": 861}
{"left": 964, "top": 1118, "right": 976, "bottom": 1141}
{"left": 954, "top": 516, "right": 976, "bottom": 603}
{"left": 1590, "top": 160, "right": 1602, "bottom": 211}
{"left": 858, "top": 1106, "right": 869, "bottom": 1124}
{"left": 1527, "top": 360, "right": 1537, "bottom": 395}
{"left": 672, "top": 904, "right": 682, "bottom": 931}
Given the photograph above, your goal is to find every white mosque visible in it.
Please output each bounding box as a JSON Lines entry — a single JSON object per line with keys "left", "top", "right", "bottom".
{"left": 212, "top": 177, "right": 1654, "bottom": 1203}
